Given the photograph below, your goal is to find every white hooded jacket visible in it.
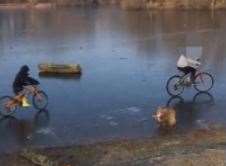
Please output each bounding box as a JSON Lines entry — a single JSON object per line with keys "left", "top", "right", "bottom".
{"left": 177, "top": 54, "right": 201, "bottom": 69}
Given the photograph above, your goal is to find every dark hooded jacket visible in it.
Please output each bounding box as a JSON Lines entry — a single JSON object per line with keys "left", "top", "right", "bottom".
{"left": 13, "top": 66, "right": 39, "bottom": 94}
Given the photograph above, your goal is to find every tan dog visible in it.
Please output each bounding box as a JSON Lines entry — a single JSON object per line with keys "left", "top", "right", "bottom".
{"left": 153, "top": 107, "right": 176, "bottom": 128}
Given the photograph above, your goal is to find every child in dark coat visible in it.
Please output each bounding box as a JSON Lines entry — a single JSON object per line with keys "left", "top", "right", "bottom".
{"left": 13, "top": 65, "right": 39, "bottom": 107}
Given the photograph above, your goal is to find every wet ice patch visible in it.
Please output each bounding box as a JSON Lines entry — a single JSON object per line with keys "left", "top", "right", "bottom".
{"left": 117, "top": 106, "right": 142, "bottom": 114}
{"left": 26, "top": 134, "right": 33, "bottom": 140}
{"left": 100, "top": 115, "right": 114, "bottom": 120}
{"left": 196, "top": 119, "right": 224, "bottom": 130}
{"left": 93, "top": 123, "right": 100, "bottom": 128}
{"left": 117, "top": 108, "right": 126, "bottom": 113}
{"left": 109, "top": 121, "right": 118, "bottom": 127}
{"left": 100, "top": 115, "right": 107, "bottom": 118}
{"left": 127, "top": 107, "right": 141, "bottom": 113}
{"left": 196, "top": 119, "right": 210, "bottom": 130}
{"left": 106, "top": 116, "right": 114, "bottom": 120}
{"left": 138, "top": 118, "right": 149, "bottom": 123}
{"left": 36, "top": 128, "right": 55, "bottom": 135}
{"left": 35, "top": 128, "right": 62, "bottom": 143}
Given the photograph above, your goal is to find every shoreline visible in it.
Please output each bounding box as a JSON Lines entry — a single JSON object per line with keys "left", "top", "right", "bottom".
{"left": 1, "top": 126, "right": 226, "bottom": 165}
{"left": 0, "top": 2, "right": 226, "bottom": 10}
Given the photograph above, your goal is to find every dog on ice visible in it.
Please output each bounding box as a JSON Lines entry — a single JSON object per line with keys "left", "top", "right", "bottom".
{"left": 153, "top": 106, "right": 176, "bottom": 128}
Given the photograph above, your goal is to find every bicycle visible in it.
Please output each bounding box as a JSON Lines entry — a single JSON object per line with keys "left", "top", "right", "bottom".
{"left": 0, "top": 85, "right": 48, "bottom": 116}
{"left": 166, "top": 68, "right": 214, "bottom": 96}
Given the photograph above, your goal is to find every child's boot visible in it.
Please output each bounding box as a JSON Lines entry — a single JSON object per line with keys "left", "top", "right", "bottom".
{"left": 22, "top": 96, "right": 30, "bottom": 107}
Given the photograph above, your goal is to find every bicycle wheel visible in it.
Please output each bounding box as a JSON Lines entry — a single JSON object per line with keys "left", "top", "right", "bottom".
{"left": 166, "top": 96, "right": 184, "bottom": 107}
{"left": 0, "top": 96, "right": 17, "bottom": 116}
{"left": 32, "top": 91, "right": 48, "bottom": 110}
{"left": 166, "top": 75, "right": 184, "bottom": 96}
{"left": 194, "top": 72, "right": 214, "bottom": 92}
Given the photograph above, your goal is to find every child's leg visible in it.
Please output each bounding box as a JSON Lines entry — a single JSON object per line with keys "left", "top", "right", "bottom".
{"left": 188, "top": 67, "right": 196, "bottom": 82}
{"left": 14, "top": 93, "right": 24, "bottom": 104}
{"left": 13, "top": 89, "right": 27, "bottom": 106}
{"left": 16, "top": 90, "right": 31, "bottom": 107}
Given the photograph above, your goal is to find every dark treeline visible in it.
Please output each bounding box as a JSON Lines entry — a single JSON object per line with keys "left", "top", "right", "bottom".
{"left": 0, "top": 0, "right": 26, "bottom": 3}
{"left": 0, "top": 0, "right": 118, "bottom": 5}
{"left": 0, "top": 0, "right": 52, "bottom": 3}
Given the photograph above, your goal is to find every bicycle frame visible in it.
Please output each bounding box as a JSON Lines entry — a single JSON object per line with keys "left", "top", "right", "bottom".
{"left": 176, "top": 73, "right": 191, "bottom": 87}
{"left": 5, "top": 85, "right": 40, "bottom": 109}
{"left": 178, "top": 67, "right": 204, "bottom": 86}
{"left": 194, "top": 68, "right": 205, "bottom": 84}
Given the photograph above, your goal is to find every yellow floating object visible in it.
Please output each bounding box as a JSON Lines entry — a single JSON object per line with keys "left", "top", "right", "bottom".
{"left": 38, "top": 64, "right": 82, "bottom": 75}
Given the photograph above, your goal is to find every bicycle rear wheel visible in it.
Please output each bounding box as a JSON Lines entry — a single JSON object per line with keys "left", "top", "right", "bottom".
{"left": 194, "top": 72, "right": 214, "bottom": 92}
{"left": 166, "top": 75, "right": 184, "bottom": 96}
{"left": 32, "top": 91, "right": 48, "bottom": 110}
{"left": 0, "top": 96, "right": 17, "bottom": 116}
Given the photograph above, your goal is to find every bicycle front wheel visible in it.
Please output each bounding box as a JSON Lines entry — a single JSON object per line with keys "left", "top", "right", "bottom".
{"left": 0, "top": 96, "right": 17, "bottom": 116}
{"left": 166, "top": 75, "right": 184, "bottom": 96}
{"left": 32, "top": 91, "right": 48, "bottom": 110}
{"left": 194, "top": 72, "right": 214, "bottom": 92}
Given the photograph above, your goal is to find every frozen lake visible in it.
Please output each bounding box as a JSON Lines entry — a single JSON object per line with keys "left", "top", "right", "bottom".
{"left": 0, "top": 7, "right": 225, "bottom": 153}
